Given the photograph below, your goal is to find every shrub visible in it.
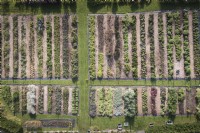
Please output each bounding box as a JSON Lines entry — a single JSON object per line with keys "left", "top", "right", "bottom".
{"left": 113, "top": 89, "right": 123, "bottom": 116}
{"left": 13, "top": 91, "right": 20, "bottom": 114}
{"left": 27, "top": 85, "right": 36, "bottom": 115}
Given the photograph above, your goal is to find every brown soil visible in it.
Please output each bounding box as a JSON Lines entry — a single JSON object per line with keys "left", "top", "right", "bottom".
{"left": 9, "top": 16, "right": 13, "bottom": 78}
{"left": 43, "top": 16, "right": 47, "bottom": 78}
{"left": 103, "top": 15, "right": 108, "bottom": 78}
{"left": 43, "top": 86, "right": 48, "bottom": 114}
{"left": 136, "top": 14, "right": 141, "bottom": 79}
{"left": 33, "top": 16, "right": 38, "bottom": 78}
{"left": 137, "top": 87, "right": 143, "bottom": 115}
{"left": 18, "top": 16, "right": 22, "bottom": 78}
{"left": 68, "top": 87, "right": 72, "bottom": 114}
{"left": 147, "top": 87, "right": 151, "bottom": 115}
{"left": 186, "top": 88, "right": 196, "bottom": 114}
{"left": 145, "top": 14, "right": 151, "bottom": 79}
{"left": 154, "top": 13, "right": 161, "bottom": 78}
{"left": 188, "top": 11, "right": 195, "bottom": 78}
{"left": 156, "top": 87, "right": 161, "bottom": 115}
{"left": 163, "top": 13, "right": 169, "bottom": 78}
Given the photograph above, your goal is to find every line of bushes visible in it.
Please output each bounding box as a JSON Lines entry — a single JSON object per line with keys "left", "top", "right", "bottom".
{"left": 167, "top": 88, "right": 177, "bottom": 116}
{"left": 29, "top": 18, "right": 35, "bottom": 78}
{"left": 97, "top": 53, "right": 103, "bottom": 79}
{"left": 3, "top": 16, "right": 10, "bottom": 78}
{"left": 113, "top": 88, "right": 123, "bottom": 116}
{"left": 88, "top": 16, "right": 96, "bottom": 80}
{"left": 89, "top": 88, "right": 96, "bottom": 117}
{"left": 151, "top": 87, "right": 157, "bottom": 116}
{"left": 21, "top": 17, "right": 27, "bottom": 78}
{"left": 148, "top": 14, "right": 155, "bottom": 78}
{"left": 55, "top": 87, "right": 62, "bottom": 114}
{"left": 62, "top": 15, "right": 70, "bottom": 79}
{"left": 160, "top": 87, "right": 166, "bottom": 116}
{"left": 192, "top": 11, "right": 200, "bottom": 78}
{"left": 38, "top": 86, "right": 44, "bottom": 114}
{"left": 63, "top": 87, "right": 69, "bottom": 114}
{"left": 21, "top": 86, "right": 27, "bottom": 114}
{"left": 123, "top": 89, "right": 136, "bottom": 117}
{"left": 37, "top": 15, "right": 44, "bottom": 78}
{"left": 140, "top": 14, "right": 146, "bottom": 79}
{"left": 13, "top": 90, "right": 20, "bottom": 114}
{"left": 13, "top": 16, "right": 19, "bottom": 78}
{"left": 72, "top": 87, "right": 79, "bottom": 115}
{"left": 46, "top": 16, "right": 53, "bottom": 78}
{"left": 54, "top": 16, "right": 61, "bottom": 78}
{"left": 196, "top": 88, "right": 200, "bottom": 121}
{"left": 158, "top": 13, "right": 165, "bottom": 78}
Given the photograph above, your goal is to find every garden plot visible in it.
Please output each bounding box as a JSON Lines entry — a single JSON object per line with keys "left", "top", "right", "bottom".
{"left": 88, "top": 10, "right": 200, "bottom": 80}
{"left": 0, "top": 14, "right": 78, "bottom": 80}
{"left": 89, "top": 86, "right": 199, "bottom": 117}
{"left": 0, "top": 85, "right": 79, "bottom": 116}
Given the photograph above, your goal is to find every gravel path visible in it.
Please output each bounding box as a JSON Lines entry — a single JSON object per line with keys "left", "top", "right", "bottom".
{"left": 60, "top": 16, "right": 64, "bottom": 79}
{"left": 43, "top": 86, "right": 48, "bottom": 114}
{"left": 145, "top": 14, "right": 151, "bottom": 79}
{"left": 18, "top": 16, "right": 22, "bottom": 78}
{"left": 9, "top": 16, "right": 13, "bottom": 78}
{"left": 136, "top": 14, "right": 141, "bottom": 79}
{"left": 154, "top": 13, "right": 161, "bottom": 78}
{"left": 43, "top": 16, "right": 47, "bottom": 78}
{"left": 188, "top": 11, "right": 195, "bottom": 78}
{"left": 163, "top": 13, "right": 168, "bottom": 78}
{"left": 95, "top": 16, "right": 99, "bottom": 78}
{"left": 137, "top": 87, "right": 143, "bottom": 115}
{"left": 34, "top": 16, "right": 38, "bottom": 78}
{"left": 68, "top": 87, "right": 72, "bottom": 114}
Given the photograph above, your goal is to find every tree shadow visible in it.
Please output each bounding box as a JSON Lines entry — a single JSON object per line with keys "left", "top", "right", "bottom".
{"left": 125, "top": 116, "right": 135, "bottom": 131}
{"left": 29, "top": 113, "right": 36, "bottom": 119}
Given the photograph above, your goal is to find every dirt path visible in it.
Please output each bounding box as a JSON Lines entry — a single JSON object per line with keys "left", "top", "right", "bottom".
{"left": 68, "top": 87, "right": 72, "bottom": 114}
{"left": 103, "top": 15, "right": 108, "bottom": 78}
{"left": 136, "top": 14, "right": 141, "bottom": 79}
{"left": 52, "top": 15, "right": 55, "bottom": 78}
{"left": 137, "top": 87, "right": 143, "bottom": 115}
{"left": 60, "top": 16, "right": 64, "bottom": 79}
{"left": 43, "top": 86, "right": 48, "bottom": 114}
{"left": 26, "top": 16, "right": 31, "bottom": 78}
{"left": 156, "top": 87, "right": 161, "bottom": 115}
{"left": 95, "top": 16, "right": 99, "bottom": 78}
{"left": 43, "top": 16, "right": 47, "bottom": 78}
{"left": 128, "top": 17, "right": 132, "bottom": 78}
{"left": 188, "top": 11, "right": 195, "bottom": 78}
{"left": 33, "top": 16, "right": 38, "bottom": 78}
{"left": 163, "top": 13, "right": 168, "bottom": 78}
{"left": 18, "top": 16, "right": 22, "bottom": 78}
{"left": 9, "top": 16, "right": 13, "bottom": 78}
{"left": 145, "top": 14, "right": 151, "bottom": 79}
{"left": 154, "top": 13, "right": 160, "bottom": 78}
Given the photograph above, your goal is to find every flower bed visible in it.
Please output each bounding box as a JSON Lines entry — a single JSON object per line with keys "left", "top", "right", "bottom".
{"left": 29, "top": 17, "right": 35, "bottom": 78}
{"left": 41, "top": 119, "right": 75, "bottom": 128}
{"left": 13, "top": 90, "right": 20, "bottom": 114}
{"left": 160, "top": 87, "right": 166, "bottom": 116}
{"left": 55, "top": 87, "right": 62, "bottom": 114}
{"left": 177, "top": 88, "right": 185, "bottom": 115}
{"left": 142, "top": 88, "right": 148, "bottom": 115}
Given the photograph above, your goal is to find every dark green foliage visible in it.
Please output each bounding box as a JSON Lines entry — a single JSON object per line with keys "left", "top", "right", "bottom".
{"left": 71, "top": 49, "right": 78, "bottom": 80}
{"left": 123, "top": 89, "right": 136, "bottom": 117}
{"left": 140, "top": 14, "right": 146, "bottom": 79}
{"left": 88, "top": 16, "right": 96, "bottom": 79}
{"left": 1, "top": 86, "right": 12, "bottom": 107}
{"left": 21, "top": 17, "right": 26, "bottom": 78}
{"left": 146, "top": 123, "right": 200, "bottom": 133}
{"left": 160, "top": 88, "right": 166, "bottom": 116}
{"left": 54, "top": 16, "right": 61, "bottom": 78}
{"left": 72, "top": 87, "right": 79, "bottom": 115}
{"left": 38, "top": 86, "right": 44, "bottom": 114}
{"left": 46, "top": 16, "right": 53, "bottom": 78}
{"left": 48, "top": 87, "right": 53, "bottom": 114}
{"left": 63, "top": 88, "right": 69, "bottom": 114}
{"left": 55, "top": 87, "right": 62, "bottom": 114}
{"left": 13, "top": 91, "right": 20, "bottom": 114}
{"left": 142, "top": 88, "right": 148, "bottom": 115}
{"left": 21, "top": 87, "right": 27, "bottom": 114}
{"left": 29, "top": 17, "right": 35, "bottom": 78}
{"left": 167, "top": 88, "right": 177, "bottom": 116}
{"left": 192, "top": 11, "right": 200, "bottom": 78}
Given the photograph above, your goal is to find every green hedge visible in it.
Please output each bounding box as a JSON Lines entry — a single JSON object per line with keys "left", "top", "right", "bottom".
{"left": 0, "top": 117, "right": 22, "bottom": 133}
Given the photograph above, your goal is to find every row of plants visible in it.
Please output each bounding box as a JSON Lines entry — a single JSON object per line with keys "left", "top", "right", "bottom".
{"left": 46, "top": 16, "right": 53, "bottom": 78}
{"left": 158, "top": 13, "right": 165, "bottom": 78}
{"left": 106, "top": 15, "right": 114, "bottom": 78}
{"left": 0, "top": 22, "right": 1, "bottom": 78}
{"left": 192, "top": 11, "right": 200, "bottom": 78}
{"left": 166, "top": 13, "right": 174, "bottom": 78}
{"left": 63, "top": 87, "right": 69, "bottom": 114}
{"left": 140, "top": 14, "right": 146, "bottom": 79}
{"left": 62, "top": 15, "right": 70, "bottom": 79}
{"left": 97, "top": 88, "right": 113, "bottom": 117}
{"left": 160, "top": 87, "right": 166, "bottom": 116}
{"left": 131, "top": 15, "right": 137, "bottom": 78}
{"left": 113, "top": 88, "right": 123, "bottom": 116}
{"left": 22, "top": 86, "right": 27, "bottom": 114}
{"left": 29, "top": 18, "right": 35, "bottom": 78}
{"left": 71, "top": 16, "right": 78, "bottom": 80}
{"left": 186, "top": 87, "right": 196, "bottom": 114}
{"left": 173, "top": 11, "right": 182, "bottom": 62}
{"left": 114, "top": 16, "right": 122, "bottom": 79}
{"left": 182, "top": 11, "right": 191, "bottom": 78}
{"left": 21, "top": 17, "right": 27, "bottom": 78}
{"left": 54, "top": 16, "right": 61, "bottom": 78}
{"left": 13, "top": 16, "right": 19, "bottom": 78}
{"left": 1, "top": 86, "right": 12, "bottom": 109}
{"left": 89, "top": 88, "right": 97, "bottom": 117}
{"left": 124, "top": 89, "right": 136, "bottom": 117}
{"left": 148, "top": 14, "right": 155, "bottom": 78}
{"left": 88, "top": 16, "right": 96, "bottom": 79}
{"left": 14, "top": 0, "right": 76, "bottom": 3}
{"left": 142, "top": 88, "right": 148, "bottom": 115}
{"left": 55, "top": 87, "right": 62, "bottom": 114}
{"left": 3, "top": 16, "right": 10, "bottom": 78}
{"left": 72, "top": 87, "right": 79, "bottom": 115}
{"left": 196, "top": 88, "right": 200, "bottom": 121}
{"left": 167, "top": 88, "right": 177, "bottom": 116}
{"left": 177, "top": 88, "right": 185, "bottom": 114}
{"left": 37, "top": 15, "right": 44, "bottom": 78}
{"left": 48, "top": 86, "right": 53, "bottom": 114}
{"left": 38, "top": 86, "right": 44, "bottom": 114}
{"left": 13, "top": 90, "right": 20, "bottom": 114}
{"left": 97, "top": 53, "right": 103, "bottom": 79}
{"left": 151, "top": 88, "right": 157, "bottom": 116}
{"left": 122, "top": 15, "right": 131, "bottom": 77}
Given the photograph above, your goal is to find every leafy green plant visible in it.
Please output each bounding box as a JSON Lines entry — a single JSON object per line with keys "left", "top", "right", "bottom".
{"left": 97, "top": 53, "right": 103, "bottom": 79}
{"left": 48, "top": 86, "right": 53, "bottom": 114}
{"left": 13, "top": 91, "right": 20, "bottom": 114}
{"left": 142, "top": 88, "right": 148, "bottom": 115}
{"left": 38, "top": 86, "right": 44, "bottom": 114}
{"left": 160, "top": 87, "right": 166, "bottom": 116}
{"left": 196, "top": 88, "right": 200, "bottom": 121}
{"left": 55, "top": 87, "right": 62, "bottom": 114}
{"left": 72, "top": 87, "right": 79, "bottom": 115}
{"left": 63, "top": 88, "right": 69, "bottom": 114}
{"left": 167, "top": 88, "right": 177, "bottom": 116}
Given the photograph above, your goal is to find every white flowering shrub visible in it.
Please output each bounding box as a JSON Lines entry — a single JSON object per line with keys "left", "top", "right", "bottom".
{"left": 27, "top": 85, "right": 36, "bottom": 114}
